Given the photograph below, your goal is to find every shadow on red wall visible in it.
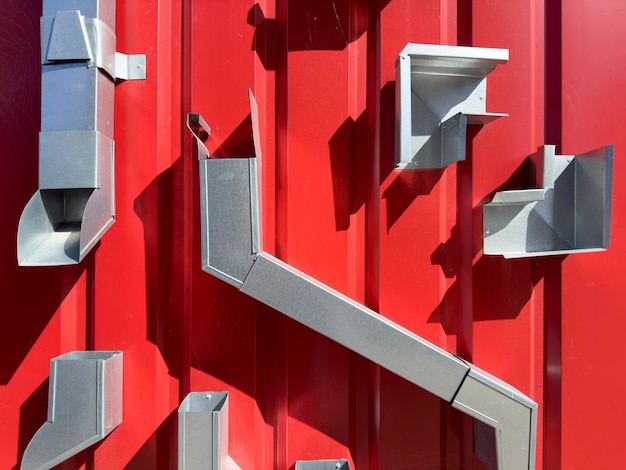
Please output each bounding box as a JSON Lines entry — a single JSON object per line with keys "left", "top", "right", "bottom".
{"left": 0, "top": 0, "right": 90, "bottom": 385}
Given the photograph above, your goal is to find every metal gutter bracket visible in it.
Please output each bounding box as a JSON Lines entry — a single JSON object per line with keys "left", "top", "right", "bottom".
{"left": 483, "top": 144, "right": 613, "bottom": 257}
{"left": 178, "top": 392, "right": 241, "bottom": 470}
{"left": 17, "top": 0, "right": 146, "bottom": 266}
{"left": 189, "top": 91, "right": 537, "bottom": 468}
{"left": 21, "top": 351, "right": 123, "bottom": 470}
{"left": 395, "top": 43, "right": 508, "bottom": 169}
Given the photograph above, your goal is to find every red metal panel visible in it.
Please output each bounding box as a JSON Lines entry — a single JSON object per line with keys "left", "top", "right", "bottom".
{"left": 3, "top": 0, "right": 624, "bottom": 468}
{"left": 470, "top": 0, "right": 545, "bottom": 389}
{"left": 188, "top": 1, "right": 266, "bottom": 468}
{"left": 472, "top": 1, "right": 546, "bottom": 468}
{"left": 0, "top": 0, "right": 185, "bottom": 467}
{"left": 274, "top": 0, "right": 361, "bottom": 466}
{"left": 0, "top": 1, "right": 92, "bottom": 467}
{"left": 560, "top": 1, "right": 626, "bottom": 468}
{"left": 90, "top": 0, "right": 184, "bottom": 467}
{"left": 376, "top": 2, "right": 467, "bottom": 468}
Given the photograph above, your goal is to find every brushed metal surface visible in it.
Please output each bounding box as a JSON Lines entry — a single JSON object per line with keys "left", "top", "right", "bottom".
{"left": 178, "top": 392, "right": 229, "bottom": 470}
{"left": 18, "top": 0, "right": 143, "bottom": 266}
{"left": 452, "top": 367, "right": 538, "bottom": 470}
{"left": 199, "top": 158, "right": 260, "bottom": 288}
{"left": 21, "top": 351, "right": 123, "bottom": 470}
{"left": 484, "top": 145, "right": 613, "bottom": 257}
{"left": 241, "top": 253, "right": 470, "bottom": 402}
{"left": 395, "top": 43, "right": 508, "bottom": 169}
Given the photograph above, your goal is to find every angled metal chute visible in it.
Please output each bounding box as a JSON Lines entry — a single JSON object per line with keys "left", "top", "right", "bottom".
{"left": 188, "top": 95, "right": 537, "bottom": 469}
{"left": 21, "top": 351, "right": 123, "bottom": 470}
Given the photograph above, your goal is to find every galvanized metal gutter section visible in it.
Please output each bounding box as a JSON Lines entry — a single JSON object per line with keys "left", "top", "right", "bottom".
{"left": 17, "top": 0, "right": 145, "bottom": 266}
{"left": 483, "top": 145, "right": 613, "bottom": 258}
{"left": 189, "top": 106, "right": 537, "bottom": 469}
{"left": 241, "top": 253, "right": 469, "bottom": 401}
{"left": 240, "top": 253, "right": 536, "bottom": 469}
{"left": 21, "top": 351, "right": 123, "bottom": 470}
{"left": 395, "top": 43, "right": 509, "bottom": 169}
{"left": 178, "top": 392, "right": 242, "bottom": 470}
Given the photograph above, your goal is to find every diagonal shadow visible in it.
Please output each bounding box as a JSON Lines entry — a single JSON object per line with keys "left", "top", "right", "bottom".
{"left": 212, "top": 113, "right": 255, "bottom": 159}
{"left": 428, "top": 158, "right": 545, "bottom": 331}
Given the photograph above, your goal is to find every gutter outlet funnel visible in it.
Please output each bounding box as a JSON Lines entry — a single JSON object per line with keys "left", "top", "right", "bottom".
{"left": 21, "top": 351, "right": 123, "bottom": 470}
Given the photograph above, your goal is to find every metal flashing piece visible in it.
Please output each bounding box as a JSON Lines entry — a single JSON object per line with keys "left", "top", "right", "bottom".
{"left": 483, "top": 145, "right": 613, "bottom": 258}
{"left": 21, "top": 351, "right": 123, "bottom": 470}
{"left": 178, "top": 392, "right": 241, "bottom": 470}
{"left": 18, "top": 0, "right": 146, "bottom": 266}
{"left": 395, "top": 43, "right": 508, "bottom": 169}
{"left": 295, "top": 460, "right": 350, "bottom": 470}
{"left": 189, "top": 103, "right": 537, "bottom": 468}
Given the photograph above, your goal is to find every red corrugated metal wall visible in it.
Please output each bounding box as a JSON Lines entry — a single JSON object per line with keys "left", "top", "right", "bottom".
{"left": 0, "top": 0, "right": 624, "bottom": 468}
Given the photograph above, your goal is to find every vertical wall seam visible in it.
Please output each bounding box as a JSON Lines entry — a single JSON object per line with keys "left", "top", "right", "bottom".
{"left": 365, "top": 1, "right": 381, "bottom": 469}
{"left": 456, "top": 2, "right": 474, "bottom": 468}
{"left": 544, "top": 0, "right": 563, "bottom": 468}
{"left": 274, "top": 0, "right": 289, "bottom": 467}
{"left": 180, "top": 0, "right": 193, "bottom": 401}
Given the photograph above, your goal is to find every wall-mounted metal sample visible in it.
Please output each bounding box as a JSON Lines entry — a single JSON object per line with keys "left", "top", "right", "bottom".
{"left": 21, "top": 351, "right": 123, "bottom": 470}
{"left": 395, "top": 43, "right": 508, "bottom": 169}
{"left": 17, "top": 0, "right": 146, "bottom": 266}
{"left": 483, "top": 145, "right": 613, "bottom": 258}
{"left": 178, "top": 392, "right": 241, "bottom": 470}
{"left": 295, "top": 460, "right": 350, "bottom": 470}
{"left": 187, "top": 90, "right": 261, "bottom": 288}
{"left": 189, "top": 105, "right": 537, "bottom": 469}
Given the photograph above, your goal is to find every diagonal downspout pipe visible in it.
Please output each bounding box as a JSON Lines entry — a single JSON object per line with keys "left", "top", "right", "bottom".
{"left": 188, "top": 96, "right": 537, "bottom": 469}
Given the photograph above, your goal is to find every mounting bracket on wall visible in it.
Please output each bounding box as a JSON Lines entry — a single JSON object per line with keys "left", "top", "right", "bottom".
{"left": 188, "top": 95, "right": 537, "bottom": 469}
{"left": 178, "top": 392, "right": 241, "bottom": 470}
{"left": 17, "top": 0, "right": 146, "bottom": 266}
{"left": 21, "top": 351, "right": 123, "bottom": 470}
{"left": 483, "top": 144, "right": 613, "bottom": 257}
{"left": 395, "top": 43, "right": 508, "bottom": 169}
